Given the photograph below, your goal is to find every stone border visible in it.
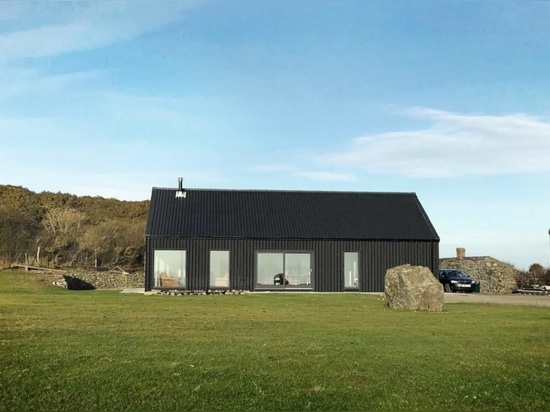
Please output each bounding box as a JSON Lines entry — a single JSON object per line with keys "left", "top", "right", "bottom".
{"left": 153, "top": 289, "right": 250, "bottom": 296}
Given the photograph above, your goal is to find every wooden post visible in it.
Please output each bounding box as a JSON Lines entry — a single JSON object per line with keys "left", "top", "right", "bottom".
{"left": 36, "top": 246, "right": 41, "bottom": 265}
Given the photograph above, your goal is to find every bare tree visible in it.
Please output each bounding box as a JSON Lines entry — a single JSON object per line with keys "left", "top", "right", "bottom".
{"left": 79, "top": 220, "right": 145, "bottom": 268}
{"left": 42, "top": 207, "right": 86, "bottom": 236}
{"left": 41, "top": 207, "right": 87, "bottom": 265}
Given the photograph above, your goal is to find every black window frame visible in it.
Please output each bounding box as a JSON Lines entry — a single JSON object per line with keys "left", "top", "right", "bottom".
{"left": 255, "top": 250, "right": 314, "bottom": 290}
{"left": 344, "top": 251, "right": 360, "bottom": 290}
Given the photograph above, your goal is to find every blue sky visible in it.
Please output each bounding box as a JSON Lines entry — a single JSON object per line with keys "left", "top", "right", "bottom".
{"left": 1, "top": 1, "right": 549, "bottom": 269}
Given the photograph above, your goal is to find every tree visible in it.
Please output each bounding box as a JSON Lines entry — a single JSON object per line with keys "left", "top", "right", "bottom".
{"left": 41, "top": 207, "right": 87, "bottom": 265}
{"left": 0, "top": 206, "right": 41, "bottom": 264}
{"left": 78, "top": 219, "right": 145, "bottom": 269}
{"left": 0, "top": 184, "right": 147, "bottom": 269}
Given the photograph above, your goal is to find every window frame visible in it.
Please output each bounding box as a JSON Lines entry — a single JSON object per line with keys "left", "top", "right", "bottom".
{"left": 153, "top": 249, "right": 186, "bottom": 288}
{"left": 344, "top": 251, "right": 359, "bottom": 290}
{"left": 255, "top": 250, "right": 314, "bottom": 290}
{"left": 209, "top": 250, "right": 230, "bottom": 289}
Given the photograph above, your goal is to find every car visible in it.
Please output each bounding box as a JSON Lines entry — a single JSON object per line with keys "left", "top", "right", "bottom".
{"left": 438, "top": 269, "right": 477, "bottom": 293}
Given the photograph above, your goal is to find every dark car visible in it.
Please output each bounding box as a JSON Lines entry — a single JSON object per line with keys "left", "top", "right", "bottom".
{"left": 438, "top": 269, "right": 477, "bottom": 293}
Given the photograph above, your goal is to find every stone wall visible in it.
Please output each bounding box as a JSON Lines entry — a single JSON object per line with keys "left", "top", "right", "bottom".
{"left": 439, "top": 256, "right": 518, "bottom": 294}
{"left": 54, "top": 271, "right": 144, "bottom": 290}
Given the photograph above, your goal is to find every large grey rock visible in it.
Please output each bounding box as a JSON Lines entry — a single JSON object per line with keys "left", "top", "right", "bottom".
{"left": 384, "top": 264, "right": 444, "bottom": 311}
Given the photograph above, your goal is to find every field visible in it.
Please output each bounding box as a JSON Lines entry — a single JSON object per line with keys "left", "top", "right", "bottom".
{"left": 1, "top": 271, "right": 550, "bottom": 411}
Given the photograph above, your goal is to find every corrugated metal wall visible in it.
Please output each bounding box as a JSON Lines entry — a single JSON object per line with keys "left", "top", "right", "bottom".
{"left": 145, "top": 237, "right": 439, "bottom": 292}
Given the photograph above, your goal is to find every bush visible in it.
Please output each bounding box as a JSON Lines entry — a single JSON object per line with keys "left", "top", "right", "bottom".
{"left": 516, "top": 263, "right": 550, "bottom": 287}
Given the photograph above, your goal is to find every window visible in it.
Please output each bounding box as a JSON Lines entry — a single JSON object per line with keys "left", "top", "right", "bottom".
{"left": 344, "top": 252, "right": 359, "bottom": 288}
{"left": 210, "top": 251, "right": 229, "bottom": 288}
{"left": 154, "top": 250, "right": 186, "bottom": 288}
{"left": 257, "top": 252, "right": 312, "bottom": 288}
{"left": 285, "top": 253, "right": 311, "bottom": 286}
{"left": 257, "top": 253, "right": 284, "bottom": 286}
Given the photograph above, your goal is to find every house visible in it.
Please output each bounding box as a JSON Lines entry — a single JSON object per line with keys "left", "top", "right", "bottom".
{"left": 144, "top": 180, "right": 440, "bottom": 292}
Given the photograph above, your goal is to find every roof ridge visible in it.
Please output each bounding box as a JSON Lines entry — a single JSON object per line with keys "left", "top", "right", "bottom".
{"left": 151, "top": 187, "right": 417, "bottom": 195}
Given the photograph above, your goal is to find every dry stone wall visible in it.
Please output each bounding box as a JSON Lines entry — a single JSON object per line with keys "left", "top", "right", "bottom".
{"left": 54, "top": 271, "right": 144, "bottom": 290}
{"left": 439, "top": 256, "right": 518, "bottom": 294}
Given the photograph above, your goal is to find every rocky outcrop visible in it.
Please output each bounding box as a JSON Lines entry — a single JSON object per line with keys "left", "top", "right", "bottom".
{"left": 439, "top": 256, "right": 518, "bottom": 294}
{"left": 384, "top": 264, "right": 444, "bottom": 312}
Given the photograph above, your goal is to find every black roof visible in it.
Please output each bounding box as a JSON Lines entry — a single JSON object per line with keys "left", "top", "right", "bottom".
{"left": 146, "top": 188, "right": 439, "bottom": 241}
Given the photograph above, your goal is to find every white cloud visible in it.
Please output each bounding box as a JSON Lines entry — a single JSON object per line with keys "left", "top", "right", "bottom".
{"left": 326, "top": 108, "right": 550, "bottom": 178}
{"left": 0, "top": 2, "right": 196, "bottom": 62}
{"left": 0, "top": 68, "right": 104, "bottom": 101}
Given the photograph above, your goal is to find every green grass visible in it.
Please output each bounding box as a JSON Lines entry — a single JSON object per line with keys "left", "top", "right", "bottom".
{"left": 1, "top": 271, "right": 550, "bottom": 411}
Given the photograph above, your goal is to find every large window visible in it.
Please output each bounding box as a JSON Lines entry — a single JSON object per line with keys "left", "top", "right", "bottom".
{"left": 344, "top": 252, "right": 359, "bottom": 288}
{"left": 210, "top": 250, "right": 229, "bottom": 288}
{"left": 257, "top": 252, "right": 312, "bottom": 288}
{"left": 154, "top": 250, "right": 186, "bottom": 288}
{"left": 257, "top": 253, "right": 283, "bottom": 286}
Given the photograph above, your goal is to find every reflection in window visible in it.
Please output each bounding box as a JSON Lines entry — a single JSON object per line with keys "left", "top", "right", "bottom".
{"left": 257, "top": 253, "right": 284, "bottom": 286}
{"left": 285, "top": 253, "right": 311, "bottom": 286}
{"left": 344, "top": 252, "right": 359, "bottom": 288}
{"left": 257, "top": 252, "right": 312, "bottom": 288}
{"left": 210, "top": 250, "right": 229, "bottom": 288}
{"left": 154, "top": 250, "right": 186, "bottom": 288}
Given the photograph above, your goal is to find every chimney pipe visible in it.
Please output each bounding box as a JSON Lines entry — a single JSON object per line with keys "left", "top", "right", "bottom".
{"left": 175, "top": 177, "right": 187, "bottom": 198}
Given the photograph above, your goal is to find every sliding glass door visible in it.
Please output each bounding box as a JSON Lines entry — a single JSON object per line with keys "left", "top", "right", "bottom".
{"left": 256, "top": 252, "right": 312, "bottom": 289}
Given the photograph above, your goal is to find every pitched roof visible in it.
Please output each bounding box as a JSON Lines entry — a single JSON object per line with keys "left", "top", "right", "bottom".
{"left": 146, "top": 188, "right": 439, "bottom": 241}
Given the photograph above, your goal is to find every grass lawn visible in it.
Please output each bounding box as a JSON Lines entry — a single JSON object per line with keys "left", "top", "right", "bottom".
{"left": 1, "top": 271, "right": 549, "bottom": 411}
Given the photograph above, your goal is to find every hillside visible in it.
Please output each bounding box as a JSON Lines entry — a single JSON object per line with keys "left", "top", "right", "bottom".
{"left": 0, "top": 185, "right": 149, "bottom": 270}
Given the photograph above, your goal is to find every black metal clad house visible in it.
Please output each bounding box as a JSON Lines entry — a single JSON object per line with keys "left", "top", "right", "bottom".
{"left": 144, "top": 183, "right": 440, "bottom": 292}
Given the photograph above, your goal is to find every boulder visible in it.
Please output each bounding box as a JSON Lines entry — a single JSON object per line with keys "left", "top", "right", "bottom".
{"left": 384, "top": 264, "right": 444, "bottom": 311}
